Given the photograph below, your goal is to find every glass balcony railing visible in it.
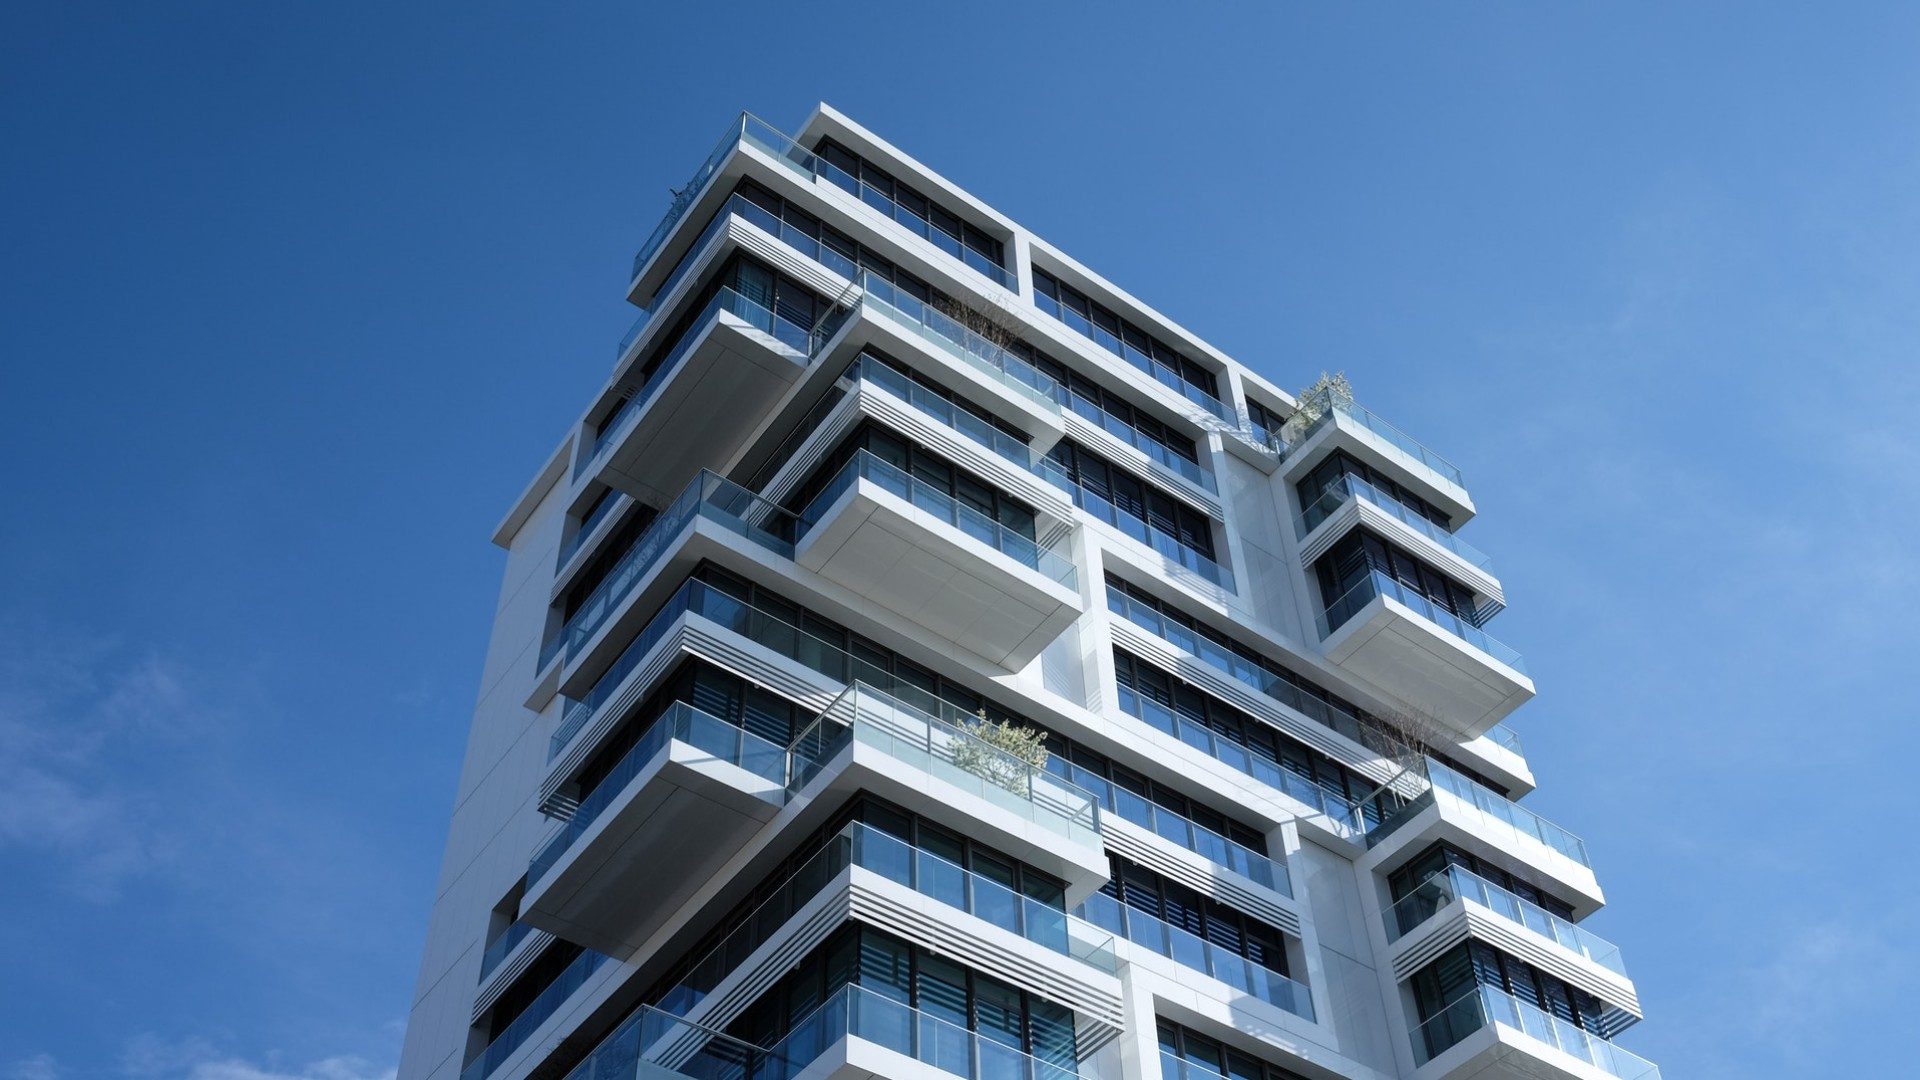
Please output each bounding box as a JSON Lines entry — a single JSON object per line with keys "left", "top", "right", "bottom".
{"left": 460, "top": 946, "right": 608, "bottom": 1080}
{"left": 556, "top": 491, "right": 628, "bottom": 571}
{"left": 790, "top": 682, "right": 1102, "bottom": 848}
{"left": 1276, "top": 392, "right": 1465, "bottom": 489}
{"left": 1296, "top": 475, "right": 1490, "bottom": 572}
{"left": 553, "top": 471, "right": 790, "bottom": 668}
{"left": 1048, "top": 756, "right": 1285, "bottom": 895}
{"left": 1318, "top": 570, "right": 1527, "bottom": 675}
{"left": 1114, "top": 686, "right": 1384, "bottom": 838}
{"left": 576, "top": 286, "right": 821, "bottom": 480}
{"left": 1056, "top": 394, "right": 1215, "bottom": 495}
{"left": 559, "top": 1004, "right": 784, "bottom": 1080}
{"left": 1428, "top": 760, "right": 1588, "bottom": 865}
{"left": 1413, "top": 985, "right": 1659, "bottom": 1078}
{"left": 530, "top": 703, "right": 786, "bottom": 885}
{"left": 1388, "top": 865, "right": 1626, "bottom": 975}
{"left": 798, "top": 449, "right": 1078, "bottom": 590}
{"left": 766, "top": 984, "right": 1089, "bottom": 1080}
{"left": 562, "top": 576, "right": 1070, "bottom": 782}
{"left": 1077, "top": 892, "right": 1315, "bottom": 1022}
{"left": 476, "top": 918, "right": 539, "bottom": 983}
{"left": 1486, "top": 723, "right": 1524, "bottom": 755}
{"left": 651, "top": 820, "right": 1111, "bottom": 1022}
{"left": 615, "top": 308, "right": 652, "bottom": 359}
{"left": 1032, "top": 291, "right": 1234, "bottom": 424}
{"left": 1107, "top": 586, "right": 1526, "bottom": 767}
{"left": 1368, "top": 759, "right": 1590, "bottom": 867}
{"left": 548, "top": 476, "right": 797, "bottom": 757}
{"left": 842, "top": 822, "right": 1116, "bottom": 970}
{"left": 1046, "top": 472, "right": 1232, "bottom": 589}
{"left": 856, "top": 273, "right": 1064, "bottom": 411}
{"left": 630, "top": 114, "right": 1015, "bottom": 292}
{"left": 846, "top": 354, "right": 1035, "bottom": 472}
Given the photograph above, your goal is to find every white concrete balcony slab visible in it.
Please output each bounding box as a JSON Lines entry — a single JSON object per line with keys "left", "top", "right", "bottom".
{"left": 1296, "top": 474, "right": 1503, "bottom": 611}
{"left": 1411, "top": 986, "right": 1659, "bottom": 1080}
{"left": 605, "top": 826, "right": 1121, "bottom": 1075}
{"left": 789, "top": 683, "right": 1110, "bottom": 901}
{"left": 1275, "top": 393, "right": 1476, "bottom": 527}
{"left": 795, "top": 450, "right": 1083, "bottom": 671}
{"left": 1318, "top": 571, "right": 1533, "bottom": 737}
{"left": 577, "top": 286, "right": 817, "bottom": 506}
{"left": 1362, "top": 761, "right": 1604, "bottom": 918}
{"left": 1386, "top": 867, "right": 1639, "bottom": 1023}
{"left": 812, "top": 274, "right": 1069, "bottom": 447}
{"left": 520, "top": 704, "right": 786, "bottom": 959}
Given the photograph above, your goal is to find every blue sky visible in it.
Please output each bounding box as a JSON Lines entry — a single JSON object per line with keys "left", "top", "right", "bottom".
{"left": 2, "top": 3, "right": 1914, "bottom": 1078}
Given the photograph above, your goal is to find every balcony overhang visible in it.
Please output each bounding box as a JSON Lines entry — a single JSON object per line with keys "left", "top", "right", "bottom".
{"left": 1413, "top": 1019, "right": 1655, "bottom": 1080}
{"left": 1360, "top": 797, "right": 1605, "bottom": 919}
{"left": 587, "top": 314, "right": 811, "bottom": 506}
{"left": 795, "top": 477, "right": 1083, "bottom": 671}
{"left": 1389, "top": 899, "right": 1640, "bottom": 1022}
{"left": 1321, "top": 592, "right": 1533, "bottom": 738}
{"left": 1279, "top": 411, "right": 1475, "bottom": 528}
{"left": 819, "top": 299, "right": 1067, "bottom": 449}
{"left": 1299, "top": 495, "right": 1503, "bottom": 611}
{"left": 521, "top": 738, "right": 784, "bottom": 959}
{"left": 793, "top": 730, "right": 1111, "bottom": 906}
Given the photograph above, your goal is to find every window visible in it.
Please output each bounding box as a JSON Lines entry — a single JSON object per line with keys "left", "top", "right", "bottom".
{"left": 1113, "top": 648, "right": 1406, "bottom": 825}
{"left": 789, "top": 420, "right": 1040, "bottom": 542}
{"left": 1157, "top": 1020, "right": 1310, "bottom": 1080}
{"left": 1410, "top": 942, "right": 1614, "bottom": 1046}
{"left": 1033, "top": 269, "right": 1221, "bottom": 403}
{"left": 1046, "top": 440, "right": 1216, "bottom": 561}
{"left": 1088, "top": 855, "right": 1289, "bottom": 974}
{"left": 1104, "top": 575, "right": 1512, "bottom": 793}
{"left": 723, "top": 925, "right": 1084, "bottom": 1067}
{"left": 1314, "top": 529, "right": 1482, "bottom": 630}
{"left": 810, "top": 138, "right": 1006, "bottom": 275}
{"left": 1297, "top": 450, "right": 1450, "bottom": 530}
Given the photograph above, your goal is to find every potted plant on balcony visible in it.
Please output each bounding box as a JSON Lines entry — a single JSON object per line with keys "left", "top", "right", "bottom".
{"left": 951, "top": 709, "right": 1051, "bottom": 794}
{"left": 1280, "top": 371, "right": 1355, "bottom": 448}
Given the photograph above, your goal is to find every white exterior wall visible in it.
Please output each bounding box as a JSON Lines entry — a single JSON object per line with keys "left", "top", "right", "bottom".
{"left": 399, "top": 104, "right": 1643, "bottom": 1080}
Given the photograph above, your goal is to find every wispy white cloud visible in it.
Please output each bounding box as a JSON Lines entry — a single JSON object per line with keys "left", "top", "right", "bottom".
{"left": 121, "top": 1034, "right": 395, "bottom": 1080}
{"left": 0, "top": 632, "right": 214, "bottom": 900}
{"left": 7, "top": 1054, "right": 60, "bottom": 1080}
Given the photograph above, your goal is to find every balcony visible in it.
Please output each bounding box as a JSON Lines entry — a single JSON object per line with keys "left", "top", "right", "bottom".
{"left": 476, "top": 917, "right": 543, "bottom": 985}
{"left": 795, "top": 449, "right": 1082, "bottom": 670}
{"left": 1390, "top": 867, "right": 1626, "bottom": 975}
{"left": 762, "top": 984, "right": 1112, "bottom": 1080}
{"left": 850, "top": 272, "right": 1067, "bottom": 432}
{"left": 575, "top": 286, "right": 823, "bottom": 503}
{"left": 460, "top": 946, "right": 608, "bottom": 1080}
{"left": 520, "top": 703, "right": 787, "bottom": 958}
{"left": 1412, "top": 986, "right": 1659, "bottom": 1080}
{"left": 1388, "top": 865, "right": 1639, "bottom": 1028}
{"left": 628, "top": 114, "right": 1018, "bottom": 304}
{"left": 1317, "top": 569, "right": 1533, "bottom": 736}
{"left": 557, "top": 1005, "right": 782, "bottom": 1080}
{"left": 1365, "top": 760, "right": 1603, "bottom": 917}
{"left": 1077, "top": 892, "right": 1315, "bottom": 1022}
{"left": 1296, "top": 475, "right": 1499, "bottom": 608}
{"left": 789, "top": 683, "right": 1108, "bottom": 895}
{"left": 550, "top": 472, "right": 795, "bottom": 683}
{"left": 1274, "top": 391, "right": 1473, "bottom": 524}
{"left": 1115, "top": 682, "right": 1380, "bottom": 841}
{"left": 1054, "top": 753, "right": 1287, "bottom": 896}
{"left": 1046, "top": 469, "right": 1234, "bottom": 592}
{"left": 1061, "top": 390, "right": 1218, "bottom": 497}
{"left": 645, "top": 818, "right": 1121, "bottom": 1037}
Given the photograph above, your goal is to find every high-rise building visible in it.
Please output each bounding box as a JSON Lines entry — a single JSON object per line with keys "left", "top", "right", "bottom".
{"left": 398, "top": 105, "right": 1653, "bottom": 1080}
